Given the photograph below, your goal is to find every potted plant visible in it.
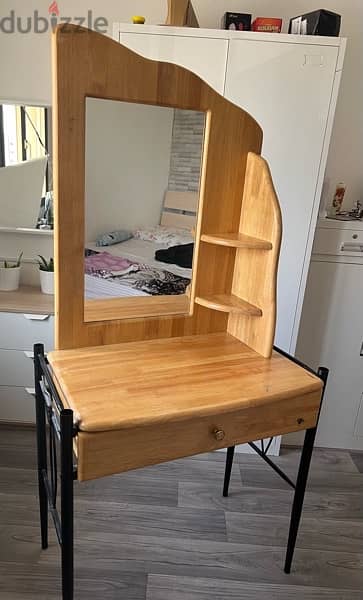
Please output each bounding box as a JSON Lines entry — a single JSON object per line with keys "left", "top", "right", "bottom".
{"left": 0, "top": 252, "right": 23, "bottom": 292}
{"left": 38, "top": 256, "right": 54, "bottom": 295}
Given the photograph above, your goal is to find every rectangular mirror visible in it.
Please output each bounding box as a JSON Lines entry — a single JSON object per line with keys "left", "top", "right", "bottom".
{"left": 0, "top": 102, "right": 53, "bottom": 230}
{"left": 84, "top": 98, "right": 206, "bottom": 322}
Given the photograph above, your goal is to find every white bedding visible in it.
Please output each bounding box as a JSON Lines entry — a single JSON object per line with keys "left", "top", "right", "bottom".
{"left": 85, "top": 237, "right": 192, "bottom": 300}
{"left": 86, "top": 237, "right": 192, "bottom": 279}
{"left": 85, "top": 274, "right": 149, "bottom": 300}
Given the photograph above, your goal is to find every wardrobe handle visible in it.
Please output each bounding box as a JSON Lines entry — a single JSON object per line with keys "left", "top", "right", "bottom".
{"left": 340, "top": 243, "right": 363, "bottom": 253}
{"left": 23, "top": 314, "right": 50, "bottom": 321}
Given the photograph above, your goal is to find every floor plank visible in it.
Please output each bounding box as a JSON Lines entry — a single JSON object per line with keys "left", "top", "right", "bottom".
{"left": 147, "top": 574, "right": 363, "bottom": 600}
{"left": 0, "top": 426, "right": 362, "bottom": 599}
{"left": 225, "top": 512, "right": 363, "bottom": 553}
{"left": 350, "top": 452, "right": 363, "bottom": 473}
{"left": 178, "top": 481, "right": 363, "bottom": 520}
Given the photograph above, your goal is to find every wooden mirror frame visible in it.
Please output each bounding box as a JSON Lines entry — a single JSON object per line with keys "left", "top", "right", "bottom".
{"left": 53, "top": 25, "right": 281, "bottom": 354}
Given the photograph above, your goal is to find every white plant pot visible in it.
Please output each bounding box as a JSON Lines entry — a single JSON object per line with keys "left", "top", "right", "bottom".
{"left": 0, "top": 266, "right": 21, "bottom": 292}
{"left": 40, "top": 270, "right": 54, "bottom": 295}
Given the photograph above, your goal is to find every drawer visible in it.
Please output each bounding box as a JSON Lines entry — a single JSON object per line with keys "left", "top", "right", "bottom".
{"left": 0, "top": 312, "right": 54, "bottom": 351}
{"left": 313, "top": 228, "right": 363, "bottom": 257}
{"left": 0, "top": 385, "right": 35, "bottom": 423}
{"left": 77, "top": 390, "right": 320, "bottom": 481}
{"left": 0, "top": 349, "right": 34, "bottom": 387}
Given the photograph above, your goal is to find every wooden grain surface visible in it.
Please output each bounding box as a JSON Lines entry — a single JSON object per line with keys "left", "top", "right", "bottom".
{"left": 48, "top": 332, "right": 321, "bottom": 433}
{"left": 76, "top": 390, "right": 319, "bottom": 481}
{"left": 84, "top": 295, "right": 190, "bottom": 323}
{"left": 48, "top": 331, "right": 322, "bottom": 480}
{"left": 0, "top": 286, "right": 54, "bottom": 315}
{"left": 1, "top": 426, "right": 362, "bottom": 599}
{"left": 228, "top": 153, "right": 282, "bottom": 358}
{"left": 200, "top": 232, "right": 272, "bottom": 250}
{"left": 166, "top": 0, "right": 190, "bottom": 26}
{"left": 195, "top": 294, "right": 262, "bottom": 316}
{"left": 52, "top": 25, "right": 262, "bottom": 350}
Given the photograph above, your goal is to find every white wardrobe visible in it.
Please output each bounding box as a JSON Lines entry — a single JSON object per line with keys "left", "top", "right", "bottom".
{"left": 113, "top": 24, "right": 346, "bottom": 354}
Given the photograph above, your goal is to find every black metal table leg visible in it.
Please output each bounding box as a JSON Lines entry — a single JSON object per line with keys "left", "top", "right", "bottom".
{"left": 61, "top": 409, "right": 75, "bottom": 600}
{"left": 223, "top": 446, "right": 236, "bottom": 497}
{"left": 284, "top": 367, "right": 329, "bottom": 573}
{"left": 34, "top": 344, "right": 48, "bottom": 550}
{"left": 34, "top": 344, "right": 76, "bottom": 600}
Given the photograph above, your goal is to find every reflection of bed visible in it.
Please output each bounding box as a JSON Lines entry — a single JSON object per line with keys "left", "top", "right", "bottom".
{"left": 85, "top": 192, "right": 198, "bottom": 300}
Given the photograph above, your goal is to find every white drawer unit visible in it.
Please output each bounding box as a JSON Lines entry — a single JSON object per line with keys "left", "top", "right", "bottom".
{"left": 0, "top": 385, "right": 35, "bottom": 423}
{"left": 313, "top": 227, "right": 363, "bottom": 257}
{"left": 0, "top": 312, "right": 54, "bottom": 351}
{"left": 0, "top": 349, "right": 34, "bottom": 387}
{"left": 297, "top": 221, "right": 363, "bottom": 450}
{"left": 0, "top": 311, "right": 54, "bottom": 423}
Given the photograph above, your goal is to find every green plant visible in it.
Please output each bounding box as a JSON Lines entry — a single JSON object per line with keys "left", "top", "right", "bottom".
{"left": 2, "top": 252, "right": 23, "bottom": 269}
{"left": 37, "top": 256, "right": 54, "bottom": 272}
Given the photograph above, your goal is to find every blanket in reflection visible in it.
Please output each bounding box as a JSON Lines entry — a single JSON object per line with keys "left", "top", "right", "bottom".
{"left": 85, "top": 250, "right": 190, "bottom": 296}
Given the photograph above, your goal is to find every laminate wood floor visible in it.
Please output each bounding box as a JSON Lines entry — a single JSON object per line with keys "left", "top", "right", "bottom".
{"left": 0, "top": 426, "right": 362, "bottom": 599}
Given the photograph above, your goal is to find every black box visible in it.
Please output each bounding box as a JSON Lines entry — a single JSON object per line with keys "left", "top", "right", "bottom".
{"left": 289, "top": 9, "right": 341, "bottom": 36}
{"left": 222, "top": 12, "right": 251, "bottom": 31}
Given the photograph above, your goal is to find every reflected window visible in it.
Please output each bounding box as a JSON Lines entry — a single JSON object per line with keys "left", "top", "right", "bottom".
{"left": 0, "top": 103, "right": 51, "bottom": 194}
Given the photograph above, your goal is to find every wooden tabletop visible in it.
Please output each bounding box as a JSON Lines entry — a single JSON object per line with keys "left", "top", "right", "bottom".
{"left": 0, "top": 286, "right": 54, "bottom": 315}
{"left": 48, "top": 333, "right": 322, "bottom": 434}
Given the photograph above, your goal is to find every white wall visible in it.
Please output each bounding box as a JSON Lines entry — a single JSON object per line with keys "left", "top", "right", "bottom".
{"left": 85, "top": 98, "right": 173, "bottom": 241}
{"left": 0, "top": 1, "right": 167, "bottom": 105}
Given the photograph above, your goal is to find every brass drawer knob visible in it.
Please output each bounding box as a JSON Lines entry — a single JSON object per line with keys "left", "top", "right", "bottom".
{"left": 214, "top": 428, "right": 225, "bottom": 441}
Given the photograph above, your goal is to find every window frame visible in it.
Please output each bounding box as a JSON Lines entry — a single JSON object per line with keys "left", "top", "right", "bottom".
{"left": 0, "top": 103, "right": 51, "bottom": 191}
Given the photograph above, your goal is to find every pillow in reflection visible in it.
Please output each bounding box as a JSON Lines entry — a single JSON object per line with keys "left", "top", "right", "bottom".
{"left": 133, "top": 226, "right": 193, "bottom": 248}
{"left": 96, "top": 230, "right": 133, "bottom": 247}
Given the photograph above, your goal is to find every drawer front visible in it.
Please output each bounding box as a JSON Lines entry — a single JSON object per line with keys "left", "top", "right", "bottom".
{"left": 0, "top": 349, "right": 34, "bottom": 387}
{"left": 0, "top": 385, "right": 35, "bottom": 423}
{"left": 313, "top": 228, "right": 363, "bottom": 257}
{"left": 78, "top": 390, "right": 320, "bottom": 481}
{"left": 0, "top": 313, "right": 54, "bottom": 351}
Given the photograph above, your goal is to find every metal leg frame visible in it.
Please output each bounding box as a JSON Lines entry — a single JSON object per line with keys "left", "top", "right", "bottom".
{"left": 34, "top": 344, "right": 77, "bottom": 600}
{"left": 223, "top": 348, "right": 329, "bottom": 574}
{"left": 34, "top": 339, "right": 328, "bottom": 595}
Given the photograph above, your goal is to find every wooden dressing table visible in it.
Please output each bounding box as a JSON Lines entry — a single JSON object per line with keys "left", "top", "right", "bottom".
{"left": 34, "top": 25, "right": 327, "bottom": 600}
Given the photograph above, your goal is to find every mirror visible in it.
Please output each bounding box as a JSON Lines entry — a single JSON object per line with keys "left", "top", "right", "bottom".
{"left": 84, "top": 98, "right": 206, "bottom": 322}
{"left": 0, "top": 103, "right": 53, "bottom": 230}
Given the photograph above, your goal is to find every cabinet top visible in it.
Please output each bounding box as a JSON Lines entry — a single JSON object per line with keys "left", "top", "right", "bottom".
{"left": 114, "top": 23, "right": 346, "bottom": 48}
{"left": 0, "top": 286, "right": 54, "bottom": 315}
{"left": 318, "top": 217, "right": 363, "bottom": 231}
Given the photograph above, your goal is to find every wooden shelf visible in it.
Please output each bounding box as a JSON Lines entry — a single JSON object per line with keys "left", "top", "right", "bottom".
{"left": 201, "top": 232, "right": 272, "bottom": 250}
{"left": 195, "top": 294, "right": 262, "bottom": 317}
{"left": 0, "top": 227, "right": 53, "bottom": 236}
{"left": 0, "top": 286, "right": 54, "bottom": 315}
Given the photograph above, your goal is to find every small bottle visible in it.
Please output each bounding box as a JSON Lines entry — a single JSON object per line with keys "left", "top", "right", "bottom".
{"left": 328, "top": 182, "right": 346, "bottom": 217}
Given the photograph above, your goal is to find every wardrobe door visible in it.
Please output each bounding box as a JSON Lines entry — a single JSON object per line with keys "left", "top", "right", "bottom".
{"left": 118, "top": 32, "right": 228, "bottom": 94}
{"left": 225, "top": 39, "right": 339, "bottom": 352}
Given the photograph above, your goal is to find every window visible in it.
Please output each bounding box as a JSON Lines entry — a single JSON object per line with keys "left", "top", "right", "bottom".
{"left": 0, "top": 103, "right": 51, "bottom": 192}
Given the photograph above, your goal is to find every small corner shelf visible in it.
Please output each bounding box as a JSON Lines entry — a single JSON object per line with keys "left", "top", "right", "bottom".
{"left": 195, "top": 294, "right": 262, "bottom": 317}
{"left": 201, "top": 232, "right": 272, "bottom": 250}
